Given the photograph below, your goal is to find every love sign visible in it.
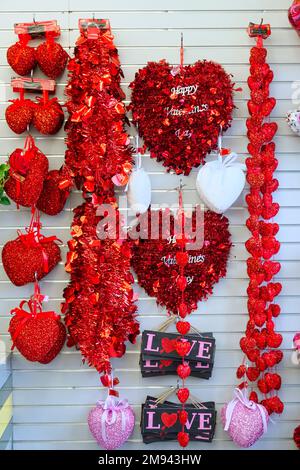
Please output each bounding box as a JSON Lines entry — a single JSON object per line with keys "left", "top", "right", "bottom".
{"left": 141, "top": 396, "right": 216, "bottom": 443}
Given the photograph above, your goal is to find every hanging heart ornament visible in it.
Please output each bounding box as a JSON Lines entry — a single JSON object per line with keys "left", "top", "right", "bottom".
{"left": 196, "top": 151, "right": 246, "bottom": 213}
{"left": 130, "top": 208, "right": 231, "bottom": 315}
{"left": 129, "top": 60, "right": 234, "bottom": 175}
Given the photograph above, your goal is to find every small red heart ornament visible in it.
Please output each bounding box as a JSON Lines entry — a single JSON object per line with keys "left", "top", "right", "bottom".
{"left": 177, "top": 362, "right": 191, "bottom": 379}
{"left": 177, "top": 387, "right": 190, "bottom": 403}
{"left": 176, "top": 321, "right": 191, "bottom": 335}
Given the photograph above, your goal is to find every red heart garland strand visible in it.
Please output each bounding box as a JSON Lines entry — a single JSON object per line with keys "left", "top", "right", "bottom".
{"left": 236, "top": 34, "right": 284, "bottom": 415}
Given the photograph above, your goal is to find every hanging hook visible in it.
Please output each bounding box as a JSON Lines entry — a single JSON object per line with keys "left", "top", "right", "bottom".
{"left": 33, "top": 14, "right": 36, "bottom": 24}
{"left": 180, "top": 32, "right": 184, "bottom": 68}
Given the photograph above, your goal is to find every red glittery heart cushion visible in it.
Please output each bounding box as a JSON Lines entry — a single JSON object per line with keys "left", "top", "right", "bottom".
{"left": 35, "top": 41, "right": 68, "bottom": 79}
{"left": 38, "top": 322, "right": 66, "bottom": 363}
{"left": 37, "top": 168, "right": 71, "bottom": 215}
{"left": 9, "top": 314, "right": 65, "bottom": 362}
{"left": 33, "top": 97, "right": 64, "bottom": 135}
{"left": 7, "top": 42, "right": 36, "bottom": 76}
{"left": 2, "top": 237, "right": 61, "bottom": 286}
{"left": 130, "top": 209, "right": 231, "bottom": 315}
{"left": 5, "top": 99, "right": 35, "bottom": 134}
{"left": 129, "top": 60, "right": 234, "bottom": 175}
{"left": 4, "top": 139, "right": 49, "bottom": 207}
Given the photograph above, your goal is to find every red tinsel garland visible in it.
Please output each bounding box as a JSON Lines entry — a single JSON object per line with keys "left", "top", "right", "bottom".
{"left": 62, "top": 201, "right": 139, "bottom": 373}
{"left": 63, "top": 23, "right": 138, "bottom": 379}
{"left": 64, "top": 25, "right": 133, "bottom": 199}
{"left": 129, "top": 59, "right": 235, "bottom": 175}
{"left": 236, "top": 31, "right": 284, "bottom": 415}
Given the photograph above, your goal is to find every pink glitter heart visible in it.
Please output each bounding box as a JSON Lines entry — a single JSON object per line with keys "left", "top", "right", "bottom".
{"left": 88, "top": 396, "right": 135, "bottom": 450}
{"left": 221, "top": 388, "right": 269, "bottom": 448}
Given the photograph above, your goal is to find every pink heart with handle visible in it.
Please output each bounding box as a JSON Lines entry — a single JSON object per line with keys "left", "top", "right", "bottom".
{"left": 88, "top": 395, "right": 135, "bottom": 450}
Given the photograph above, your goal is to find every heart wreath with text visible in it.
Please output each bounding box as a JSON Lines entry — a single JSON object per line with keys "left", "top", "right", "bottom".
{"left": 130, "top": 208, "right": 231, "bottom": 315}
{"left": 129, "top": 60, "right": 235, "bottom": 175}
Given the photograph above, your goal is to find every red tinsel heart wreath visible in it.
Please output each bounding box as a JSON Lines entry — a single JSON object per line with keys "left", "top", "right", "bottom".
{"left": 130, "top": 208, "right": 231, "bottom": 315}
{"left": 129, "top": 60, "right": 235, "bottom": 175}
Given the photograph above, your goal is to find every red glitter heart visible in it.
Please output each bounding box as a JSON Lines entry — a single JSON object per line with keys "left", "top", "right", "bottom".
{"left": 2, "top": 237, "right": 61, "bottom": 286}
{"left": 9, "top": 314, "right": 65, "bottom": 363}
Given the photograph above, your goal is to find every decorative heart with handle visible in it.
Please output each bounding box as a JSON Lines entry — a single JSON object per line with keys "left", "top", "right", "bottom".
{"left": 196, "top": 152, "right": 245, "bottom": 213}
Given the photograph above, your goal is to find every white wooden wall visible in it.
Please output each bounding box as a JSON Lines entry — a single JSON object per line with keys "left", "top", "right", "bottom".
{"left": 0, "top": 0, "right": 299, "bottom": 450}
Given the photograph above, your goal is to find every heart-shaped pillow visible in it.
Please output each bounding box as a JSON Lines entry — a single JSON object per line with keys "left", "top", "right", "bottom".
{"left": 2, "top": 235, "right": 61, "bottom": 286}
{"left": 88, "top": 396, "right": 135, "bottom": 450}
{"left": 196, "top": 152, "right": 245, "bottom": 213}
{"left": 129, "top": 60, "right": 234, "bottom": 175}
{"left": 9, "top": 313, "right": 65, "bottom": 363}
{"left": 4, "top": 136, "right": 49, "bottom": 207}
{"left": 37, "top": 167, "right": 72, "bottom": 215}
{"left": 130, "top": 208, "right": 231, "bottom": 314}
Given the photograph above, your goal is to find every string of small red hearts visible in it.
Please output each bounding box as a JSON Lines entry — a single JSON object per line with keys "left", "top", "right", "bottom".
{"left": 237, "top": 24, "right": 284, "bottom": 415}
{"left": 174, "top": 184, "right": 193, "bottom": 448}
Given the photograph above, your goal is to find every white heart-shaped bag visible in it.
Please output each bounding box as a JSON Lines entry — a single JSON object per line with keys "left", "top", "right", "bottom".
{"left": 127, "top": 167, "right": 151, "bottom": 213}
{"left": 196, "top": 152, "right": 245, "bottom": 214}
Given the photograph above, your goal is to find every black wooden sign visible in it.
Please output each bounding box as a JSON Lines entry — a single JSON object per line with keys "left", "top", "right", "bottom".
{"left": 141, "top": 396, "right": 216, "bottom": 443}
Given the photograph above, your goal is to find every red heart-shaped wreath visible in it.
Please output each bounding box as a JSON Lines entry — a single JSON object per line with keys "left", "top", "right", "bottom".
{"left": 130, "top": 209, "right": 231, "bottom": 314}
{"left": 129, "top": 60, "right": 234, "bottom": 175}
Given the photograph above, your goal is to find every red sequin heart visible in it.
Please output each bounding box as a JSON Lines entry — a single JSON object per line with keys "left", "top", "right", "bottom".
{"left": 177, "top": 362, "right": 191, "bottom": 379}
{"left": 177, "top": 387, "right": 190, "bottom": 403}
{"left": 176, "top": 321, "right": 191, "bottom": 335}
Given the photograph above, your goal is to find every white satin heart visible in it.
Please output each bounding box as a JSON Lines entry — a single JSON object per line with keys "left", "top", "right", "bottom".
{"left": 196, "top": 152, "right": 245, "bottom": 214}
{"left": 127, "top": 167, "right": 151, "bottom": 213}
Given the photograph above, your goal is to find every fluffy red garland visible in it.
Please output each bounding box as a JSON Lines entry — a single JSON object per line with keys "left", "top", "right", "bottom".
{"left": 62, "top": 202, "right": 139, "bottom": 374}
{"left": 64, "top": 27, "right": 133, "bottom": 199}
{"left": 236, "top": 36, "right": 284, "bottom": 415}
{"left": 63, "top": 25, "right": 138, "bottom": 377}
{"left": 129, "top": 59, "right": 235, "bottom": 175}
{"left": 131, "top": 208, "right": 231, "bottom": 315}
